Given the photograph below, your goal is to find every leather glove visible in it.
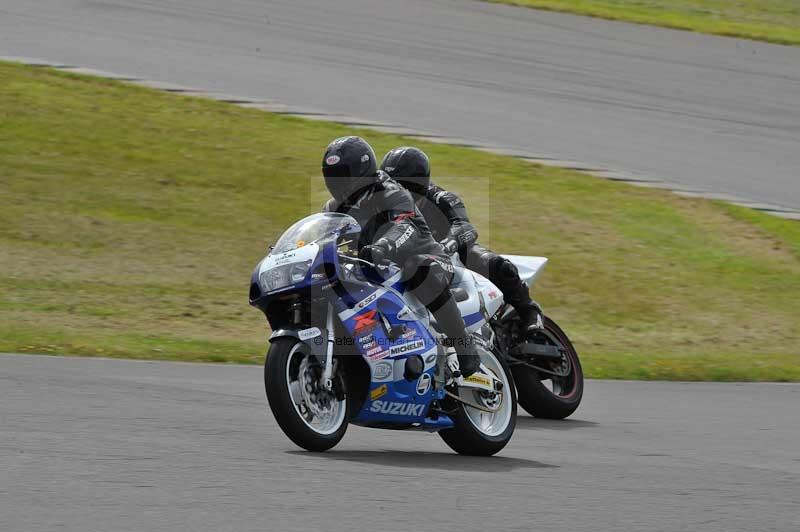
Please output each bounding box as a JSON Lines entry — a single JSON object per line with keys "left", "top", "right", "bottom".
{"left": 440, "top": 238, "right": 459, "bottom": 254}
{"left": 455, "top": 223, "right": 478, "bottom": 248}
{"left": 359, "top": 244, "right": 388, "bottom": 265}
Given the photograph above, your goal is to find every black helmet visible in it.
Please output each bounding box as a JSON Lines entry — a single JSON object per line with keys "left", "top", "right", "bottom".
{"left": 322, "top": 136, "right": 378, "bottom": 202}
{"left": 380, "top": 147, "right": 430, "bottom": 194}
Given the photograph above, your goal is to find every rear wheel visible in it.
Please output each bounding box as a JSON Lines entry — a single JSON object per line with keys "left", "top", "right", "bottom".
{"left": 438, "top": 349, "right": 516, "bottom": 456}
{"left": 264, "top": 337, "right": 348, "bottom": 451}
{"left": 511, "top": 316, "right": 583, "bottom": 420}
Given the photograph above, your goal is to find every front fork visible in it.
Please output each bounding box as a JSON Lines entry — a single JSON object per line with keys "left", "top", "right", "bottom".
{"left": 320, "top": 303, "right": 335, "bottom": 391}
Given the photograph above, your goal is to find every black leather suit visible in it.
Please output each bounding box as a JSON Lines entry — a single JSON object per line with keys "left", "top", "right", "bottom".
{"left": 324, "top": 173, "right": 472, "bottom": 348}
{"left": 414, "top": 183, "right": 534, "bottom": 311}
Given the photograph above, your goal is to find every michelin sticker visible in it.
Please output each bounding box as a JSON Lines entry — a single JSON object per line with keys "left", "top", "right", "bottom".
{"left": 389, "top": 339, "right": 425, "bottom": 357}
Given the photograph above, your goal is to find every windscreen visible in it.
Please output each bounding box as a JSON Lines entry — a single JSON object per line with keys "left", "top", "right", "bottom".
{"left": 271, "top": 213, "right": 359, "bottom": 254}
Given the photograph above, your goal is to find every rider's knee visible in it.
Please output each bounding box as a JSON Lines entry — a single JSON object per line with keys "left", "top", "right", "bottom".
{"left": 492, "top": 255, "right": 521, "bottom": 282}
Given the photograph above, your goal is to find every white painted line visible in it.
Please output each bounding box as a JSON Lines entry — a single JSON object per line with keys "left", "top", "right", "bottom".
{"left": 407, "top": 136, "right": 485, "bottom": 148}
{"left": 56, "top": 66, "right": 140, "bottom": 81}
{"left": 0, "top": 55, "right": 74, "bottom": 67}
{"left": 126, "top": 79, "right": 199, "bottom": 92}
{"left": 367, "top": 125, "right": 437, "bottom": 136}
{"left": 770, "top": 211, "right": 800, "bottom": 220}
{"left": 589, "top": 170, "right": 660, "bottom": 183}
{"left": 176, "top": 91, "right": 263, "bottom": 104}
{"left": 235, "top": 102, "right": 293, "bottom": 113}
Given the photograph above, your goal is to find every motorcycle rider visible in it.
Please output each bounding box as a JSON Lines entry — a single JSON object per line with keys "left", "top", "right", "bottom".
{"left": 380, "top": 146, "right": 543, "bottom": 331}
{"left": 321, "top": 136, "right": 481, "bottom": 377}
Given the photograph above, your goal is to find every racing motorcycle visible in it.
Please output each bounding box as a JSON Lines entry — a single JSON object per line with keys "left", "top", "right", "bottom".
{"left": 249, "top": 213, "right": 581, "bottom": 454}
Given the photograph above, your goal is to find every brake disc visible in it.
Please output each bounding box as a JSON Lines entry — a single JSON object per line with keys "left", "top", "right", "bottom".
{"left": 299, "top": 358, "right": 335, "bottom": 419}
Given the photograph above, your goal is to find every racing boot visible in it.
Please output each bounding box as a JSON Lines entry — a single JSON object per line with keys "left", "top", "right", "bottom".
{"left": 490, "top": 256, "right": 543, "bottom": 332}
{"left": 431, "top": 296, "right": 481, "bottom": 378}
{"left": 514, "top": 298, "right": 544, "bottom": 332}
{"left": 452, "top": 338, "right": 481, "bottom": 378}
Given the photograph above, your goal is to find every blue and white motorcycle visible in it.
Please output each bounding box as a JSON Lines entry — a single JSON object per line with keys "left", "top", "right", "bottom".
{"left": 249, "top": 213, "right": 582, "bottom": 454}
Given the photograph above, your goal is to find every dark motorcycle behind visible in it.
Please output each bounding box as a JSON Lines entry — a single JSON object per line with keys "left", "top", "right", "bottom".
{"left": 491, "top": 309, "right": 584, "bottom": 420}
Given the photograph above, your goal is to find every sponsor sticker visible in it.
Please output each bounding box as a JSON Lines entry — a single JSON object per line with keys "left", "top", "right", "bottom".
{"left": 395, "top": 226, "right": 415, "bottom": 247}
{"left": 355, "top": 292, "right": 377, "bottom": 310}
{"left": 358, "top": 333, "right": 375, "bottom": 345}
{"left": 487, "top": 290, "right": 500, "bottom": 300}
{"left": 360, "top": 154, "right": 370, "bottom": 162}
{"left": 353, "top": 310, "right": 379, "bottom": 333}
{"left": 274, "top": 251, "right": 297, "bottom": 265}
{"left": 389, "top": 339, "right": 425, "bottom": 357}
{"left": 366, "top": 346, "right": 390, "bottom": 361}
{"left": 366, "top": 345, "right": 383, "bottom": 356}
{"left": 373, "top": 361, "right": 393, "bottom": 381}
{"left": 416, "top": 373, "right": 431, "bottom": 395}
{"left": 370, "top": 384, "right": 388, "bottom": 401}
{"left": 401, "top": 326, "right": 417, "bottom": 341}
{"left": 369, "top": 400, "right": 425, "bottom": 417}
{"left": 298, "top": 327, "right": 321, "bottom": 341}
{"left": 465, "top": 373, "right": 492, "bottom": 388}
{"left": 326, "top": 155, "right": 340, "bottom": 165}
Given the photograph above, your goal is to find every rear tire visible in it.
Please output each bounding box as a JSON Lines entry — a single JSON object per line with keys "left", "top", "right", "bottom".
{"left": 512, "top": 316, "right": 583, "bottom": 420}
{"left": 439, "top": 350, "right": 516, "bottom": 456}
{"left": 264, "top": 337, "right": 348, "bottom": 452}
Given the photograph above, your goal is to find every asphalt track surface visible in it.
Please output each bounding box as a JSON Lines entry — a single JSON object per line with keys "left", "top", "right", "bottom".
{"left": 2, "top": 354, "right": 798, "bottom": 532}
{"left": 1, "top": 0, "right": 800, "bottom": 210}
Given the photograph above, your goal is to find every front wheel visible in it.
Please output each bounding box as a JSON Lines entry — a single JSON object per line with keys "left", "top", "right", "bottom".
{"left": 511, "top": 316, "right": 584, "bottom": 420}
{"left": 264, "top": 337, "right": 349, "bottom": 452}
{"left": 438, "top": 349, "right": 517, "bottom": 456}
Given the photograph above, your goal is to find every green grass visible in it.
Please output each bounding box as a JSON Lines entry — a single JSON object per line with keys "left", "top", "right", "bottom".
{"left": 1, "top": 60, "right": 798, "bottom": 380}
{"left": 490, "top": 0, "right": 800, "bottom": 46}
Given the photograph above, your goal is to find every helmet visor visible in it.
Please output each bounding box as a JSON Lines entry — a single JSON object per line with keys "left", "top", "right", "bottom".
{"left": 323, "top": 166, "right": 353, "bottom": 202}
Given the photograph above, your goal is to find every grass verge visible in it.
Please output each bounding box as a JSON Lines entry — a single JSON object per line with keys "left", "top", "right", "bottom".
{"left": 1, "top": 60, "right": 798, "bottom": 380}
{"left": 489, "top": 0, "right": 800, "bottom": 46}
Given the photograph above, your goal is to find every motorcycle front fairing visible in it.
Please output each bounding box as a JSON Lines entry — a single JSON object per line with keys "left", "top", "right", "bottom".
{"left": 249, "top": 213, "right": 359, "bottom": 362}
{"left": 249, "top": 213, "right": 454, "bottom": 431}
{"left": 330, "top": 265, "right": 453, "bottom": 430}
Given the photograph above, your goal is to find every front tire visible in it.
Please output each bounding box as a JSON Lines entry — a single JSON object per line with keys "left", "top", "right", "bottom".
{"left": 439, "top": 349, "right": 517, "bottom": 456}
{"left": 512, "top": 316, "right": 583, "bottom": 420}
{"left": 264, "top": 337, "right": 348, "bottom": 452}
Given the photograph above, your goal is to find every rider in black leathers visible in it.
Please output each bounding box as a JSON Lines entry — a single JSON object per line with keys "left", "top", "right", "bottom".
{"left": 321, "top": 136, "right": 480, "bottom": 377}
{"left": 380, "top": 146, "right": 542, "bottom": 331}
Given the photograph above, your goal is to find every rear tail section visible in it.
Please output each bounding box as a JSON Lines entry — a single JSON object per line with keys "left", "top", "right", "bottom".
{"left": 500, "top": 255, "right": 548, "bottom": 287}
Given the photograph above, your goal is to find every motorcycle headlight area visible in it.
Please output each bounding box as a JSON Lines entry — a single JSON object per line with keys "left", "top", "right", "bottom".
{"left": 260, "top": 260, "right": 313, "bottom": 291}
